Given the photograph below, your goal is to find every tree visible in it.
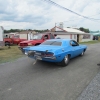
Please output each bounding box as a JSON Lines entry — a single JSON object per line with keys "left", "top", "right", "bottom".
{"left": 79, "top": 27, "right": 89, "bottom": 33}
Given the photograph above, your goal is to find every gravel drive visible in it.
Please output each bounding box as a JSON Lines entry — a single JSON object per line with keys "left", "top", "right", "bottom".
{"left": 77, "top": 67, "right": 100, "bottom": 100}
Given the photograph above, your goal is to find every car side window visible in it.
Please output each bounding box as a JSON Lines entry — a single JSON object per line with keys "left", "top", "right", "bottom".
{"left": 70, "top": 40, "right": 79, "bottom": 46}
{"left": 43, "top": 35, "right": 49, "bottom": 39}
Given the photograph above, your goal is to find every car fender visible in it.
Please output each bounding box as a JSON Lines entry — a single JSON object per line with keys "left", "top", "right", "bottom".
{"left": 54, "top": 48, "right": 72, "bottom": 61}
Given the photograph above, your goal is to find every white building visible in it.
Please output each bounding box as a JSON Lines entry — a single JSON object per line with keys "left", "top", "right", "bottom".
{"left": 17, "top": 31, "right": 36, "bottom": 40}
{"left": 0, "top": 26, "right": 4, "bottom": 48}
{"left": 50, "top": 26, "right": 93, "bottom": 42}
{"left": 4, "top": 30, "right": 36, "bottom": 40}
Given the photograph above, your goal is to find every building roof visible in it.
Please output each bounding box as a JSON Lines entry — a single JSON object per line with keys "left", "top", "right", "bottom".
{"left": 50, "top": 26, "right": 90, "bottom": 35}
{"left": 63, "top": 27, "right": 85, "bottom": 33}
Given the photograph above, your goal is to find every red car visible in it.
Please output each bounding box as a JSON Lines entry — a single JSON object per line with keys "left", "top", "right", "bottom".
{"left": 18, "top": 33, "right": 57, "bottom": 51}
{"left": 4, "top": 34, "right": 26, "bottom": 46}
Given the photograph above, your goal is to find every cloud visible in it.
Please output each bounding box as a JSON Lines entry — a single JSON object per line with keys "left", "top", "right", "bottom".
{"left": 0, "top": 0, "right": 100, "bottom": 31}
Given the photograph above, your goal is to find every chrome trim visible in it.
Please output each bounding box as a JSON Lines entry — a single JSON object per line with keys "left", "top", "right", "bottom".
{"left": 43, "top": 56, "right": 56, "bottom": 60}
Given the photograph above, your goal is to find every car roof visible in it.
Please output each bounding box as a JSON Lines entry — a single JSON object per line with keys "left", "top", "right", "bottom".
{"left": 46, "top": 39, "right": 72, "bottom": 42}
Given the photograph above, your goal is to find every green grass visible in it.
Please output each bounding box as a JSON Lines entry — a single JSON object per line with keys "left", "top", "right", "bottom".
{"left": 79, "top": 40, "right": 100, "bottom": 44}
{"left": 0, "top": 46, "right": 25, "bottom": 64}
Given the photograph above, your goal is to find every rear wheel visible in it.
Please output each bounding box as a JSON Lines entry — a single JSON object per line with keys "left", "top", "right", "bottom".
{"left": 57, "top": 54, "right": 70, "bottom": 67}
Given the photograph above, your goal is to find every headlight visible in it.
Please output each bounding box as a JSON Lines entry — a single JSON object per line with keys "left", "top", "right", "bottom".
{"left": 28, "top": 43, "right": 32, "bottom": 46}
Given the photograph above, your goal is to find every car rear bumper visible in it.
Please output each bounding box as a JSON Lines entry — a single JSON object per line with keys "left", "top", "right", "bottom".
{"left": 26, "top": 52, "right": 63, "bottom": 62}
{"left": 29, "top": 55, "right": 58, "bottom": 62}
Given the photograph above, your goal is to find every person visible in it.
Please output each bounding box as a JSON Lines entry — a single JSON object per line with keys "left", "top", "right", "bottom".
{"left": 5, "top": 35, "right": 11, "bottom": 49}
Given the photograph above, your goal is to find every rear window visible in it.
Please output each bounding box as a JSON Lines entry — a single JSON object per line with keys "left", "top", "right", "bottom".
{"left": 41, "top": 41, "right": 62, "bottom": 46}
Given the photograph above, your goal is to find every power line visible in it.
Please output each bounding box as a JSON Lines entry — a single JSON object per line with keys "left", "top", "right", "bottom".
{"left": 62, "top": 13, "right": 100, "bottom": 23}
{"left": 42, "top": 0, "right": 100, "bottom": 21}
{"left": 55, "top": 12, "right": 100, "bottom": 27}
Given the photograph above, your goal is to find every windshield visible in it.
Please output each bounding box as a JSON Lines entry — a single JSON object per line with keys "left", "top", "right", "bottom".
{"left": 33, "top": 34, "right": 42, "bottom": 39}
{"left": 14, "top": 35, "right": 19, "bottom": 38}
{"left": 41, "top": 41, "right": 62, "bottom": 46}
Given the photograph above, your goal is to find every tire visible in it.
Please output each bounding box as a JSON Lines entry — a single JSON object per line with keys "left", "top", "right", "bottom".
{"left": 80, "top": 51, "right": 84, "bottom": 56}
{"left": 59, "top": 54, "right": 70, "bottom": 67}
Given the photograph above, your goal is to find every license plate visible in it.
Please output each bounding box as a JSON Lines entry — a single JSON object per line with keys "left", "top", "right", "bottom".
{"left": 35, "top": 52, "right": 41, "bottom": 55}
{"left": 36, "top": 56, "right": 42, "bottom": 60}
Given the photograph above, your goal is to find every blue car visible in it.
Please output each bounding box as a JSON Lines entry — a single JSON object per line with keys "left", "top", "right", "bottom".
{"left": 23, "top": 39, "right": 87, "bottom": 66}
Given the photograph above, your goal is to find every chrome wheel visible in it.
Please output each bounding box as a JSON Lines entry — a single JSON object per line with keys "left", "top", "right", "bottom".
{"left": 64, "top": 55, "right": 68, "bottom": 64}
{"left": 81, "top": 51, "right": 84, "bottom": 56}
{"left": 58, "top": 54, "right": 70, "bottom": 67}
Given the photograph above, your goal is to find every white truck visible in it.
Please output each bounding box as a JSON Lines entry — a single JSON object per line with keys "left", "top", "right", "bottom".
{"left": 0, "top": 26, "right": 4, "bottom": 48}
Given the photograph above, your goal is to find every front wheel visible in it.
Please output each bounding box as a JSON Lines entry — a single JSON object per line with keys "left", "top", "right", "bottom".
{"left": 57, "top": 55, "right": 70, "bottom": 67}
{"left": 80, "top": 51, "right": 84, "bottom": 56}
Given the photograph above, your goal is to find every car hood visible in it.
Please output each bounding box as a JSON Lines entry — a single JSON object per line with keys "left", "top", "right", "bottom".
{"left": 24, "top": 45, "right": 63, "bottom": 52}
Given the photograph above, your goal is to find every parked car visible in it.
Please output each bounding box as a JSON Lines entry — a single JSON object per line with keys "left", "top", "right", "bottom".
{"left": 18, "top": 33, "right": 57, "bottom": 51}
{"left": 23, "top": 39, "right": 87, "bottom": 67}
{"left": 4, "top": 34, "right": 27, "bottom": 46}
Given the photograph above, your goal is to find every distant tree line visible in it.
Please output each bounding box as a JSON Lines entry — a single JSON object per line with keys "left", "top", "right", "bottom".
{"left": 34, "top": 29, "right": 49, "bottom": 33}
{"left": 4, "top": 29, "right": 49, "bottom": 33}
{"left": 4, "top": 27, "right": 90, "bottom": 33}
{"left": 4, "top": 29, "right": 22, "bottom": 33}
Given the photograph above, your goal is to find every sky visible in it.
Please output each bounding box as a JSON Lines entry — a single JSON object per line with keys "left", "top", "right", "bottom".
{"left": 0, "top": 0, "right": 100, "bottom": 31}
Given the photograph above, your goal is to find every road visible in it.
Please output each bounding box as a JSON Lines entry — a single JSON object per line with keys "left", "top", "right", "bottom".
{"left": 0, "top": 43, "right": 100, "bottom": 100}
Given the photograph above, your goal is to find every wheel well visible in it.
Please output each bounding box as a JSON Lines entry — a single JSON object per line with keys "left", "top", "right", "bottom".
{"left": 5, "top": 41, "right": 10, "bottom": 46}
{"left": 84, "top": 49, "right": 86, "bottom": 52}
{"left": 5, "top": 41, "right": 10, "bottom": 43}
{"left": 5, "top": 41, "right": 10, "bottom": 44}
{"left": 68, "top": 54, "right": 71, "bottom": 58}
